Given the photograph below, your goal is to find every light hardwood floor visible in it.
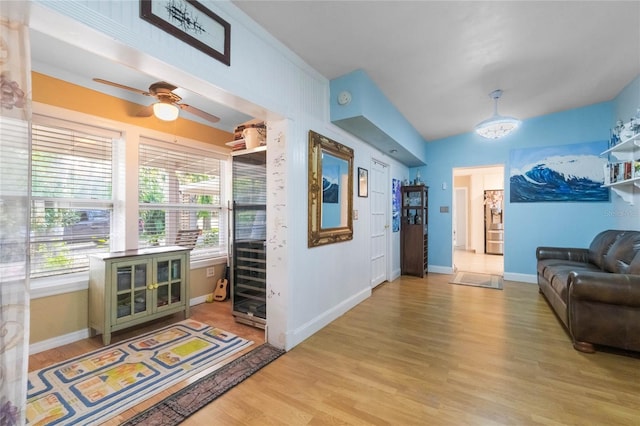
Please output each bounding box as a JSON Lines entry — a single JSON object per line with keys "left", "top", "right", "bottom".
{"left": 31, "top": 274, "right": 640, "bottom": 425}
{"left": 454, "top": 249, "right": 503, "bottom": 275}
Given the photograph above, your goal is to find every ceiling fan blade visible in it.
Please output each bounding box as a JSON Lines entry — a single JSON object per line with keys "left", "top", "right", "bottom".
{"left": 93, "top": 78, "right": 151, "bottom": 96}
{"left": 136, "top": 104, "right": 154, "bottom": 117}
{"left": 178, "top": 104, "right": 220, "bottom": 123}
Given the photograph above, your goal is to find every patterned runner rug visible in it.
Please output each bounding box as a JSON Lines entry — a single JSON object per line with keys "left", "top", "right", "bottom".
{"left": 450, "top": 271, "right": 503, "bottom": 289}
{"left": 26, "top": 319, "right": 252, "bottom": 426}
{"left": 121, "top": 342, "right": 286, "bottom": 425}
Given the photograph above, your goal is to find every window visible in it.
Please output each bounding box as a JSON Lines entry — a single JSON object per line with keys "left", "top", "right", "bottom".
{"left": 30, "top": 117, "right": 117, "bottom": 278}
{"left": 138, "top": 139, "right": 227, "bottom": 259}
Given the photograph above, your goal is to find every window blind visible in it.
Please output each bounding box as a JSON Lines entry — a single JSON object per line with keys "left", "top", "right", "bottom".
{"left": 30, "top": 119, "right": 115, "bottom": 278}
{"left": 138, "top": 139, "right": 227, "bottom": 258}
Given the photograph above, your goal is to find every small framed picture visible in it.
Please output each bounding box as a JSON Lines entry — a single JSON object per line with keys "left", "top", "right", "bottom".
{"left": 358, "top": 167, "right": 368, "bottom": 197}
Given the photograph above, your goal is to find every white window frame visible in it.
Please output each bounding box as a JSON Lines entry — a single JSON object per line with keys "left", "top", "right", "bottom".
{"left": 138, "top": 137, "right": 229, "bottom": 260}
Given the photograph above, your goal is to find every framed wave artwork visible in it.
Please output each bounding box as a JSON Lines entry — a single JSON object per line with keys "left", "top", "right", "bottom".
{"left": 509, "top": 140, "right": 609, "bottom": 202}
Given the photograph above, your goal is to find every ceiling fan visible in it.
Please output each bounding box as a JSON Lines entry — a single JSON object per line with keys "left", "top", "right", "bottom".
{"left": 93, "top": 78, "right": 220, "bottom": 123}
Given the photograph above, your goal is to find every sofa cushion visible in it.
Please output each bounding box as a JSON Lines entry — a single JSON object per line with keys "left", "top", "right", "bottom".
{"left": 589, "top": 229, "right": 624, "bottom": 270}
{"left": 538, "top": 259, "right": 599, "bottom": 279}
{"left": 630, "top": 251, "right": 640, "bottom": 275}
{"left": 589, "top": 230, "right": 624, "bottom": 269}
{"left": 603, "top": 231, "right": 640, "bottom": 273}
{"left": 542, "top": 263, "right": 601, "bottom": 302}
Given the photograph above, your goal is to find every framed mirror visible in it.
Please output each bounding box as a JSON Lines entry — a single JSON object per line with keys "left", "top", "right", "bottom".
{"left": 308, "top": 130, "right": 354, "bottom": 247}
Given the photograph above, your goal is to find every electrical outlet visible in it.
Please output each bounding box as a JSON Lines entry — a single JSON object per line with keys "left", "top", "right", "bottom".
{"left": 206, "top": 267, "right": 214, "bottom": 277}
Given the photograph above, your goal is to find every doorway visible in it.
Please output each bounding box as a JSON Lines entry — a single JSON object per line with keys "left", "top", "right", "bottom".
{"left": 452, "top": 165, "right": 504, "bottom": 275}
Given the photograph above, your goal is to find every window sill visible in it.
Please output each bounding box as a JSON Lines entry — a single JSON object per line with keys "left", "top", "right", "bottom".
{"left": 30, "top": 254, "right": 228, "bottom": 299}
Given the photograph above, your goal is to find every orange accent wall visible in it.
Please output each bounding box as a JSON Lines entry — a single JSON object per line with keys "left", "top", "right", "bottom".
{"left": 32, "top": 72, "right": 233, "bottom": 147}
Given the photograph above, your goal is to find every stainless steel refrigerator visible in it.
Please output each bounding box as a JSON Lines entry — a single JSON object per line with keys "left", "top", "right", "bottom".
{"left": 484, "top": 190, "right": 504, "bottom": 255}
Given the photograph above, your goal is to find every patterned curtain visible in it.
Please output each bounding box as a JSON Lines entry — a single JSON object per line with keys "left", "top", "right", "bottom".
{"left": 0, "top": 12, "right": 31, "bottom": 426}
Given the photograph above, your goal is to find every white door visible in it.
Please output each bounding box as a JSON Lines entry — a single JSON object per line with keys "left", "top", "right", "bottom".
{"left": 370, "top": 160, "right": 389, "bottom": 287}
{"left": 454, "top": 188, "right": 467, "bottom": 249}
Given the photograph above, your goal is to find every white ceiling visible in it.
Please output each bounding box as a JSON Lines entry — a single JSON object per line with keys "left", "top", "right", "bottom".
{"left": 233, "top": 0, "right": 640, "bottom": 140}
{"left": 30, "top": 1, "right": 640, "bottom": 142}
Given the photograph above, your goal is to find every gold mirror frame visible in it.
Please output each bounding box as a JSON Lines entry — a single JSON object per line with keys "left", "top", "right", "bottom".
{"left": 308, "top": 130, "right": 354, "bottom": 247}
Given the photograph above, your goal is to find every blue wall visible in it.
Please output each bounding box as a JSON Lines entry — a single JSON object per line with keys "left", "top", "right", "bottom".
{"left": 421, "top": 102, "right": 624, "bottom": 277}
{"left": 330, "top": 69, "right": 428, "bottom": 166}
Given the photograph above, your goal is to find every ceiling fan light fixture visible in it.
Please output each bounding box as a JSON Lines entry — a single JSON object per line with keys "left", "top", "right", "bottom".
{"left": 153, "top": 101, "right": 180, "bottom": 121}
{"left": 475, "top": 89, "right": 521, "bottom": 140}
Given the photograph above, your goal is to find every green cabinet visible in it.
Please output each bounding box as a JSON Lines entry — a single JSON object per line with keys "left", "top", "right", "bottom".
{"left": 89, "top": 246, "right": 190, "bottom": 345}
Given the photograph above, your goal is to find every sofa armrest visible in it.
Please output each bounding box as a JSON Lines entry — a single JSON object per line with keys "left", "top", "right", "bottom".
{"left": 536, "top": 246, "right": 590, "bottom": 263}
{"left": 569, "top": 271, "right": 640, "bottom": 306}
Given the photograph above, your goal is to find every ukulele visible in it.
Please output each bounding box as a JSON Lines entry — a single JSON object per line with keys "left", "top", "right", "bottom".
{"left": 213, "top": 264, "right": 229, "bottom": 301}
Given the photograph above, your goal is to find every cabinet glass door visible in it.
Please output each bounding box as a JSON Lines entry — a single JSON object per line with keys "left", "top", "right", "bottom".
{"left": 155, "top": 257, "right": 183, "bottom": 310}
{"left": 115, "top": 262, "right": 149, "bottom": 320}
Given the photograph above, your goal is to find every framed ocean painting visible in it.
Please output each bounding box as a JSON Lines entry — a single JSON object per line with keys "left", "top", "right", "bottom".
{"left": 509, "top": 140, "right": 609, "bottom": 202}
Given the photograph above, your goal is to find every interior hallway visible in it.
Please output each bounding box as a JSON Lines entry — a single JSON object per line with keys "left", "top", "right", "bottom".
{"left": 454, "top": 249, "right": 503, "bottom": 276}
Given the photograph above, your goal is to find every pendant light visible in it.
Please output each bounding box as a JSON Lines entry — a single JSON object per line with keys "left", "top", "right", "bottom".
{"left": 475, "top": 89, "right": 521, "bottom": 139}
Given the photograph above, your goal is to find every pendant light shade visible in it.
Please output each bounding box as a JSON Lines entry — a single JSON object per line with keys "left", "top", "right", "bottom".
{"left": 475, "top": 90, "right": 521, "bottom": 139}
{"left": 153, "top": 101, "right": 180, "bottom": 121}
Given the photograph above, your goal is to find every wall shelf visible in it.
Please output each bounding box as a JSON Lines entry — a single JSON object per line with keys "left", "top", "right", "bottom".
{"left": 601, "top": 126, "right": 639, "bottom": 205}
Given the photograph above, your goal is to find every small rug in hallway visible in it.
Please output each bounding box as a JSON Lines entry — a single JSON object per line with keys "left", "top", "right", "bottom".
{"left": 26, "top": 319, "right": 252, "bottom": 426}
{"left": 121, "top": 343, "right": 285, "bottom": 425}
{"left": 450, "top": 272, "right": 503, "bottom": 289}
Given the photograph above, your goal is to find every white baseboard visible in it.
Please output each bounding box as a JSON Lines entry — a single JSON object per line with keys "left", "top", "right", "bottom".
{"left": 504, "top": 272, "right": 537, "bottom": 284}
{"left": 190, "top": 294, "right": 213, "bottom": 306}
{"left": 428, "top": 266, "right": 536, "bottom": 285}
{"left": 30, "top": 328, "right": 91, "bottom": 355}
{"left": 390, "top": 268, "right": 401, "bottom": 281}
{"left": 284, "top": 287, "right": 371, "bottom": 350}
{"left": 429, "top": 265, "right": 454, "bottom": 274}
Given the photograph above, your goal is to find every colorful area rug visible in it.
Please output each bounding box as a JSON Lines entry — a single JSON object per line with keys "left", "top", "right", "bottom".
{"left": 121, "top": 343, "right": 285, "bottom": 425}
{"left": 26, "top": 319, "right": 252, "bottom": 426}
{"left": 450, "top": 271, "right": 503, "bottom": 289}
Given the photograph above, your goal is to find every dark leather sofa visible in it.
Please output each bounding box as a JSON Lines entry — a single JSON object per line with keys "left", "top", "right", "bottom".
{"left": 536, "top": 230, "right": 640, "bottom": 353}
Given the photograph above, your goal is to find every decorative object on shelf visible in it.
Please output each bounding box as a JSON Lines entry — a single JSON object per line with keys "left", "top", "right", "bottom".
{"left": 308, "top": 130, "right": 353, "bottom": 247}
{"left": 509, "top": 141, "right": 609, "bottom": 202}
{"left": 610, "top": 120, "right": 624, "bottom": 148}
{"left": 226, "top": 119, "right": 267, "bottom": 151}
{"left": 475, "top": 89, "right": 521, "bottom": 139}
{"left": 242, "top": 126, "right": 266, "bottom": 149}
{"left": 140, "top": 0, "right": 231, "bottom": 66}
{"left": 414, "top": 170, "right": 423, "bottom": 185}
{"left": 358, "top": 167, "right": 368, "bottom": 197}
{"left": 392, "top": 179, "right": 401, "bottom": 232}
